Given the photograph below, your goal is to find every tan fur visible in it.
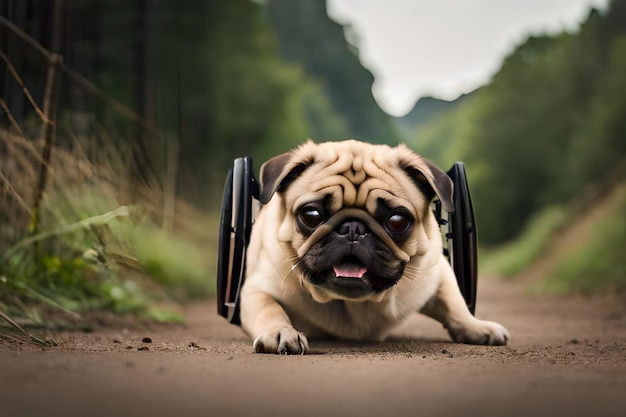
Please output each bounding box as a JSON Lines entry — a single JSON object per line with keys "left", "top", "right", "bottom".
{"left": 240, "top": 140, "right": 509, "bottom": 354}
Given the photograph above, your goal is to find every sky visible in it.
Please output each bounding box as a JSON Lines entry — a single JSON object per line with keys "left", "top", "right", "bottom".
{"left": 327, "top": 0, "right": 610, "bottom": 116}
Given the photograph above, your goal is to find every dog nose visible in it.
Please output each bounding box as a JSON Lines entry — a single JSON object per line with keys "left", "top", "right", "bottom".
{"left": 337, "top": 220, "right": 367, "bottom": 242}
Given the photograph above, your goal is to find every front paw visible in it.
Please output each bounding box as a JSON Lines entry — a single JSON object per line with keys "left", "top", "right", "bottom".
{"left": 447, "top": 318, "right": 510, "bottom": 346}
{"left": 253, "top": 325, "right": 309, "bottom": 355}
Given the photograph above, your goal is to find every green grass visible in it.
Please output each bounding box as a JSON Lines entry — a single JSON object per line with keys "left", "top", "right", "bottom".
{"left": 480, "top": 206, "right": 568, "bottom": 278}
{"left": 130, "top": 217, "right": 216, "bottom": 300}
{"left": 536, "top": 195, "right": 626, "bottom": 294}
{"left": 480, "top": 183, "right": 626, "bottom": 296}
{"left": 1, "top": 206, "right": 171, "bottom": 322}
{"left": 1, "top": 210, "right": 214, "bottom": 327}
{"left": 0, "top": 202, "right": 217, "bottom": 325}
{"left": 0, "top": 127, "right": 217, "bottom": 329}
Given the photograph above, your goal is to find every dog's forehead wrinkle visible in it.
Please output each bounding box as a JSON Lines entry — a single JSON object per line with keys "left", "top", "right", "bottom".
{"left": 297, "top": 177, "right": 418, "bottom": 219}
{"left": 291, "top": 142, "right": 426, "bottom": 222}
{"left": 318, "top": 152, "right": 406, "bottom": 207}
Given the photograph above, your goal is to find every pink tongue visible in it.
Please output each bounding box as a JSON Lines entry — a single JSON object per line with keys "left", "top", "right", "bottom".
{"left": 333, "top": 264, "right": 367, "bottom": 279}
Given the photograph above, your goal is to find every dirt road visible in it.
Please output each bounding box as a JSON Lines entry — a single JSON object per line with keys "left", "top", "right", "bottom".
{"left": 1, "top": 277, "right": 625, "bottom": 417}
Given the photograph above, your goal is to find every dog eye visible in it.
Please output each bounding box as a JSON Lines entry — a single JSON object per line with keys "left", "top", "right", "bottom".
{"left": 299, "top": 206, "right": 324, "bottom": 228}
{"left": 386, "top": 213, "right": 412, "bottom": 236}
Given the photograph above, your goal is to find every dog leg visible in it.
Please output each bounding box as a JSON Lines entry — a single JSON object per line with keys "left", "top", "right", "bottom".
{"left": 241, "top": 290, "right": 309, "bottom": 355}
{"left": 420, "top": 266, "right": 510, "bottom": 345}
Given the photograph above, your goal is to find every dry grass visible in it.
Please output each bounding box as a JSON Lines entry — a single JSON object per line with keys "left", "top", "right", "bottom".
{"left": 0, "top": 121, "right": 215, "bottom": 328}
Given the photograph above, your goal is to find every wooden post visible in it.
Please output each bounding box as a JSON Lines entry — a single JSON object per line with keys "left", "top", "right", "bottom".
{"left": 30, "top": 0, "right": 63, "bottom": 235}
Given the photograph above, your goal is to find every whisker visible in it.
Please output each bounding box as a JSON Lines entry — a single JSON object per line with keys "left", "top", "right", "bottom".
{"left": 404, "top": 261, "right": 439, "bottom": 273}
{"left": 282, "top": 259, "right": 302, "bottom": 282}
{"left": 401, "top": 268, "right": 417, "bottom": 281}
{"left": 269, "top": 254, "right": 303, "bottom": 287}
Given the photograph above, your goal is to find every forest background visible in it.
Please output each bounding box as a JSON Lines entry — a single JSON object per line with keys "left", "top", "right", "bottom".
{"left": 1, "top": 0, "right": 624, "bottom": 328}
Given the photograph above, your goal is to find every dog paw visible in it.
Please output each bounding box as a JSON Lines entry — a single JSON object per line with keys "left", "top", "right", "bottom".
{"left": 253, "top": 326, "right": 309, "bottom": 355}
{"left": 447, "top": 318, "right": 510, "bottom": 346}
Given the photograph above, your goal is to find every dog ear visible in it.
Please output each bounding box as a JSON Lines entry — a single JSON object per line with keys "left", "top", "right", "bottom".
{"left": 398, "top": 148, "right": 454, "bottom": 213}
{"left": 259, "top": 151, "right": 312, "bottom": 204}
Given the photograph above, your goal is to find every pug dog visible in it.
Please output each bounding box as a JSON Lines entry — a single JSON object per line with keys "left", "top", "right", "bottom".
{"left": 240, "top": 139, "right": 509, "bottom": 354}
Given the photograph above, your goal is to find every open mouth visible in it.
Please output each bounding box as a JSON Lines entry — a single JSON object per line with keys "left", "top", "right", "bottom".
{"left": 332, "top": 256, "right": 367, "bottom": 279}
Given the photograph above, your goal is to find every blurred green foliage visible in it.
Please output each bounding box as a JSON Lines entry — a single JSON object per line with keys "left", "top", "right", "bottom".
{"left": 480, "top": 207, "right": 568, "bottom": 278}
{"left": 0, "top": 200, "right": 201, "bottom": 325}
{"left": 0, "top": 208, "right": 146, "bottom": 322}
{"left": 129, "top": 218, "right": 216, "bottom": 300}
{"left": 3, "top": 0, "right": 389, "bottom": 201}
{"left": 47, "top": 0, "right": 392, "bottom": 203}
{"left": 409, "top": 2, "right": 626, "bottom": 245}
{"left": 2, "top": 0, "right": 393, "bottom": 326}
{"left": 536, "top": 187, "right": 626, "bottom": 294}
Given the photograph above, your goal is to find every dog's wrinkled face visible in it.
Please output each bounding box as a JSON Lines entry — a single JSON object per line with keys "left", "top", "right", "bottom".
{"left": 259, "top": 140, "right": 454, "bottom": 302}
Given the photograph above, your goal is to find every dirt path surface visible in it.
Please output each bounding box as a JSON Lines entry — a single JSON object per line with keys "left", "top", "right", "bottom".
{"left": 1, "top": 277, "right": 625, "bottom": 417}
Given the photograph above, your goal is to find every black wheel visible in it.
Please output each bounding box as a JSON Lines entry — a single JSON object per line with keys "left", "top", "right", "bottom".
{"left": 446, "top": 162, "right": 478, "bottom": 315}
{"left": 216, "top": 157, "right": 258, "bottom": 325}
